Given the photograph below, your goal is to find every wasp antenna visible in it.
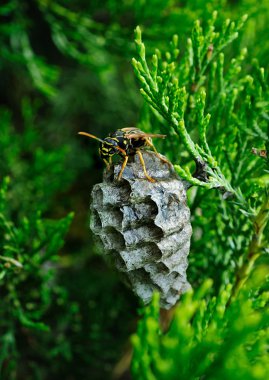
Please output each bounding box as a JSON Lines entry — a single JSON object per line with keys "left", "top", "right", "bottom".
{"left": 78, "top": 131, "right": 105, "bottom": 143}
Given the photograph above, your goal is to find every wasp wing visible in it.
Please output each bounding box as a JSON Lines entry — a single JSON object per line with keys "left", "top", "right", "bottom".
{"left": 121, "top": 127, "right": 141, "bottom": 132}
{"left": 125, "top": 132, "right": 166, "bottom": 139}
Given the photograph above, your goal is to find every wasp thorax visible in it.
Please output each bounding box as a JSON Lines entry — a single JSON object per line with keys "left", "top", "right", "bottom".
{"left": 90, "top": 151, "right": 192, "bottom": 309}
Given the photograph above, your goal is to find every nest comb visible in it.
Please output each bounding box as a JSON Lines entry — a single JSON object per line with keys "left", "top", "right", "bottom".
{"left": 90, "top": 151, "right": 192, "bottom": 309}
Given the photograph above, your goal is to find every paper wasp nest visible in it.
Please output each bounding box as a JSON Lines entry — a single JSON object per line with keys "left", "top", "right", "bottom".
{"left": 90, "top": 151, "right": 192, "bottom": 309}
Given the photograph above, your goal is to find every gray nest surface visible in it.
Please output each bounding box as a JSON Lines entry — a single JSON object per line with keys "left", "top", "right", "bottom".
{"left": 90, "top": 151, "right": 192, "bottom": 309}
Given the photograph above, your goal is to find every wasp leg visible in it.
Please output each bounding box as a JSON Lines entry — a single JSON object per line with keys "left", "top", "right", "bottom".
{"left": 136, "top": 150, "right": 156, "bottom": 183}
{"left": 118, "top": 155, "right": 129, "bottom": 181}
{"left": 103, "top": 158, "right": 111, "bottom": 170}
{"left": 146, "top": 139, "right": 172, "bottom": 166}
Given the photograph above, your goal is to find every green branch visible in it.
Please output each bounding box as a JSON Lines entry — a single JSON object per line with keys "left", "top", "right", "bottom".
{"left": 132, "top": 16, "right": 248, "bottom": 202}
{"left": 228, "top": 192, "right": 269, "bottom": 305}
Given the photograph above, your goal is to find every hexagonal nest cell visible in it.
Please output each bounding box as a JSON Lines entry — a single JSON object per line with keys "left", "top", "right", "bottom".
{"left": 90, "top": 151, "right": 192, "bottom": 309}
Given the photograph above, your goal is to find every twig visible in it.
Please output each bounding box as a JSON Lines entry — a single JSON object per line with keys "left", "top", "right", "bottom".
{"left": 228, "top": 193, "right": 269, "bottom": 305}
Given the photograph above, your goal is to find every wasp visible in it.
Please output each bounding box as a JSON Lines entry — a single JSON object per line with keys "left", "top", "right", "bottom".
{"left": 78, "top": 127, "right": 170, "bottom": 182}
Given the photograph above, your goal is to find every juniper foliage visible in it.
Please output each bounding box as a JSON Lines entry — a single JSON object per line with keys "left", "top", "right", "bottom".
{"left": 132, "top": 272, "right": 269, "bottom": 380}
{"left": 0, "top": 106, "right": 78, "bottom": 378}
{"left": 0, "top": 1, "right": 268, "bottom": 380}
{"left": 131, "top": 13, "right": 269, "bottom": 380}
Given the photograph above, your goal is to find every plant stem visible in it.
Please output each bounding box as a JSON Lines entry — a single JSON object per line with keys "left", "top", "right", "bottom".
{"left": 228, "top": 194, "right": 269, "bottom": 305}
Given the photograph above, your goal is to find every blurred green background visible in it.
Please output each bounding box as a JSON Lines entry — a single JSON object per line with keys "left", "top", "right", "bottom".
{"left": 0, "top": 1, "right": 268, "bottom": 379}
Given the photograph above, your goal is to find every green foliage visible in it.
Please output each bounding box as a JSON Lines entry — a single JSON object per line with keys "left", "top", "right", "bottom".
{"left": 131, "top": 10, "right": 269, "bottom": 380}
{"left": 0, "top": 1, "right": 59, "bottom": 97}
{"left": 132, "top": 14, "right": 267, "bottom": 199}
{"left": 0, "top": 1, "right": 269, "bottom": 379}
{"left": 132, "top": 271, "right": 269, "bottom": 380}
{"left": 132, "top": 12, "right": 269, "bottom": 290}
{"left": 0, "top": 176, "right": 74, "bottom": 376}
{"left": 0, "top": 104, "right": 75, "bottom": 216}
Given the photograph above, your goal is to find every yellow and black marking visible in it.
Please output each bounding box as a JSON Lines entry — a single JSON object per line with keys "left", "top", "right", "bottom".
{"left": 78, "top": 128, "right": 168, "bottom": 182}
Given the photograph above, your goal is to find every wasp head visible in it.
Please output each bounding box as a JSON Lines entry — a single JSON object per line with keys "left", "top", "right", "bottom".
{"left": 78, "top": 131, "right": 126, "bottom": 165}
